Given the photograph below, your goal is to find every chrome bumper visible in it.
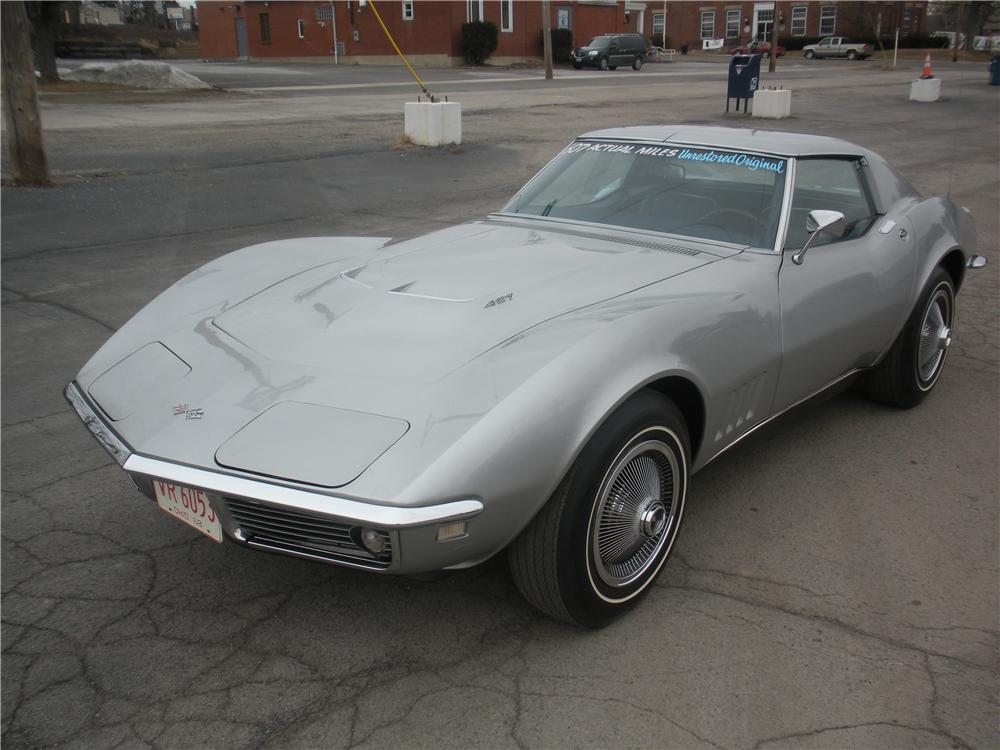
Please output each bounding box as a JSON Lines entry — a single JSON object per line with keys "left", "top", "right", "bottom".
{"left": 64, "top": 382, "right": 486, "bottom": 573}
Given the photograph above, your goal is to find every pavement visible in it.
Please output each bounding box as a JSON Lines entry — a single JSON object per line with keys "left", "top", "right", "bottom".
{"left": 2, "top": 60, "right": 998, "bottom": 749}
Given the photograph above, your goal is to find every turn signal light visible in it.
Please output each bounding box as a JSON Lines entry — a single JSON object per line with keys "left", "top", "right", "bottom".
{"left": 436, "top": 521, "right": 467, "bottom": 542}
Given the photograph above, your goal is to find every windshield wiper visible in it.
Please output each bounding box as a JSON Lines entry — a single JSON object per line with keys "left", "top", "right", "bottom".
{"left": 542, "top": 198, "right": 558, "bottom": 216}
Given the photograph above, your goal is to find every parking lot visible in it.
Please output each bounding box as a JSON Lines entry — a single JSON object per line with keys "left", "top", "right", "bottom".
{"left": 3, "top": 59, "right": 998, "bottom": 749}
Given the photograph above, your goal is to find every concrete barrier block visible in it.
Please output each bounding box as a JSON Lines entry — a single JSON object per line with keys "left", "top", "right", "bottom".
{"left": 404, "top": 101, "right": 462, "bottom": 146}
{"left": 909, "top": 77, "right": 941, "bottom": 102}
{"left": 752, "top": 89, "right": 792, "bottom": 119}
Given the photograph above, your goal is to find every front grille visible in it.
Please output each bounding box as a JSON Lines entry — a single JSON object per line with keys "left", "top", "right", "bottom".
{"left": 224, "top": 497, "right": 393, "bottom": 569}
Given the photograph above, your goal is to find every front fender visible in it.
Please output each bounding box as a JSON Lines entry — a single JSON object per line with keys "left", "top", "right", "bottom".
{"left": 394, "top": 252, "right": 780, "bottom": 562}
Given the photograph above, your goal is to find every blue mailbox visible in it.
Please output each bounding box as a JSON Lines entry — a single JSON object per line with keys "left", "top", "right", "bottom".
{"left": 727, "top": 54, "right": 761, "bottom": 112}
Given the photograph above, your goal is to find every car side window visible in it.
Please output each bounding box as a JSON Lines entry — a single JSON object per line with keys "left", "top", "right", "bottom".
{"left": 784, "top": 158, "right": 877, "bottom": 249}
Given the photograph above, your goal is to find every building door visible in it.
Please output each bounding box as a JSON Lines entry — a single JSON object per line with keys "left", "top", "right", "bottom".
{"left": 753, "top": 2, "right": 774, "bottom": 42}
{"left": 234, "top": 17, "right": 248, "bottom": 59}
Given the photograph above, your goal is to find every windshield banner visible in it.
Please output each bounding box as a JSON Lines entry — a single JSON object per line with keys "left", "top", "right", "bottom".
{"left": 564, "top": 141, "right": 786, "bottom": 174}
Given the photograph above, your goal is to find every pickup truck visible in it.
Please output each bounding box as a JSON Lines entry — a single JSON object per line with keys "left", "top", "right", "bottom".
{"left": 802, "top": 37, "right": 873, "bottom": 60}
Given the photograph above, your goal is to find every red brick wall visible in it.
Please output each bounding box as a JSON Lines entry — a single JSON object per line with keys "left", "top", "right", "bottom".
{"left": 196, "top": 1, "right": 927, "bottom": 61}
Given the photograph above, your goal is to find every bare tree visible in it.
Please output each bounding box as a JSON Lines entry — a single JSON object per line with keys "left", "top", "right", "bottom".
{"left": 2, "top": 1, "right": 51, "bottom": 185}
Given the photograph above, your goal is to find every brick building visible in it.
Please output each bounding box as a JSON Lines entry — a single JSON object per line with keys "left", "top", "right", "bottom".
{"left": 196, "top": 1, "right": 928, "bottom": 64}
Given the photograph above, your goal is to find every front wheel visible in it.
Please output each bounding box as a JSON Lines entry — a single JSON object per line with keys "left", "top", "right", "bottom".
{"left": 572, "top": 63, "right": 582, "bottom": 70}
{"left": 866, "top": 267, "right": 956, "bottom": 408}
{"left": 599, "top": 56, "right": 609, "bottom": 70}
{"left": 762, "top": 51, "right": 770, "bottom": 59}
{"left": 508, "top": 391, "right": 689, "bottom": 627}
{"left": 632, "top": 55, "right": 643, "bottom": 71}
{"left": 804, "top": 50, "right": 816, "bottom": 59}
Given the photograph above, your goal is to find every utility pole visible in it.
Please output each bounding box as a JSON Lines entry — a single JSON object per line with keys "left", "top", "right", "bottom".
{"left": 542, "top": 0, "right": 553, "bottom": 80}
{"left": 2, "top": 0, "right": 50, "bottom": 185}
{"left": 768, "top": 2, "right": 780, "bottom": 73}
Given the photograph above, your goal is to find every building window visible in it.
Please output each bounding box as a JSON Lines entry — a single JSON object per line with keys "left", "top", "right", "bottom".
{"left": 556, "top": 6, "right": 570, "bottom": 30}
{"left": 791, "top": 6, "right": 806, "bottom": 36}
{"left": 652, "top": 12, "right": 664, "bottom": 36}
{"left": 725, "top": 9, "right": 739, "bottom": 38}
{"left": 259, "top": 12, "right": 270, "bottom": 43}
{"left": 819, "top": 5, "right": 836, "bottom": 35}
{"left": 500, "top": 0, "right": 512, "bottom": 32}
{"left": 467, "top": 0, "right": 484, "bottom": 23}
{"left": 296, "top": 18, "right": 304, "bottom": 39}
{"left": 402, "top": 1, "right": 413, "bottom": 21}
{"left": 700, "top": 10, "right": 715, "bottom": 40}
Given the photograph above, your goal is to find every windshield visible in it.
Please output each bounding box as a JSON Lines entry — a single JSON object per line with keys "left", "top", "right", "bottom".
{"left": 585, "top": 37, "right": 610, "bottom": 48}
{"left": 502, "top": 140, "right": 788, "bottom": 249}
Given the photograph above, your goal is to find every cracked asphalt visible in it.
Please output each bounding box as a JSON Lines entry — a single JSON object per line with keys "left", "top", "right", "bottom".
{"left": 2, "top": 61, "right": 997, "bottom": 749}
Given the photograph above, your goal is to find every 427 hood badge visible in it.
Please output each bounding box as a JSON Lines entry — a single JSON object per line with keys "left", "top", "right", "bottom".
{"left": 173, "top": 404, "right": 204, "bottom": 420}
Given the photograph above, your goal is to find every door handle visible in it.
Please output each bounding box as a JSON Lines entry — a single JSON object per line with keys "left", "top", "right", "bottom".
{"left": 898, "top": 228, "right": 908, "bottom": 240}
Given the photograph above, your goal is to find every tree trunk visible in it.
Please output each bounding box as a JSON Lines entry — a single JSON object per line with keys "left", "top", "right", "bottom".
{"left": 2, "top": 1, "right": 51, "bottom": 186}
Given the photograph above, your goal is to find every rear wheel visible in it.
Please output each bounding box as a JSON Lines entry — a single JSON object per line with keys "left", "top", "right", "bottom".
{"left": 847, "top": 49, "right": 858, "bottom": 60}
{"left": 599, "top": 56, "right": 609, "bottom": 70}
{"left": 632, "top": 55, "right": 643, "bottom": 70}
{"left": 866, "top": 267, "right": 955, "bottom": 408}
{"left": 508, "top": 391, "right": 689, "bottom": 627}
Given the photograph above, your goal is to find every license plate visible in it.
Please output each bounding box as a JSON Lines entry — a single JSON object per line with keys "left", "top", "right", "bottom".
{"left": 153, "top": 481, "right": 223, "bottom": 543}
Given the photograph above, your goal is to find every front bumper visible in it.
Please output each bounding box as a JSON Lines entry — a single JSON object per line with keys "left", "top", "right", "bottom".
{"left": 65, "top": 382, "right": 485, "bottom": 574}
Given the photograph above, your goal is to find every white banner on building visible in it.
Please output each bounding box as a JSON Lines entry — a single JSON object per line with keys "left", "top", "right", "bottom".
{"left": 702, "top": 38, "right": 725, "bottom": 51}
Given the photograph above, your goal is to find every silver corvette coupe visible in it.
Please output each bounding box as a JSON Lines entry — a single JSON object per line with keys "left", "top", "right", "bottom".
{"left": 67, "top": 126, "right": 985, "bottom": 627}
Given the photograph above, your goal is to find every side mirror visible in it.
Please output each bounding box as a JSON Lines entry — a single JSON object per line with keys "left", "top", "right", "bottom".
{"left": 793, "top": 210, "right": 846, "bottom": 265}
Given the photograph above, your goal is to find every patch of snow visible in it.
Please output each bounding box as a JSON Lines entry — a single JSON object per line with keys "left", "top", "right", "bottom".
{"left": 63, "top": 61, "right": 211, "bottom": 90}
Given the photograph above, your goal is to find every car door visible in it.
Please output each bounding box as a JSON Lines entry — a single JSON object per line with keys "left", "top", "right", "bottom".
{"left": 816, "top": 38, "right": 832, "bottom": 57}
{"left": 608, "top": 36, "right": 623, "bottom": 65}
{"left": 773, "top": 157, "right": 915, "bottom": 412}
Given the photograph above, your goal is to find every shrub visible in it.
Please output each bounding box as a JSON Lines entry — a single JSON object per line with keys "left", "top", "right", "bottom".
{"left": 650, "top": 32, "right": 670, "bottom": 49}
{"left": 460, "top": 21, "right": 498, "bottom": 65}
{"left": 545, "top": 27, "right": 573, "bottom": 62}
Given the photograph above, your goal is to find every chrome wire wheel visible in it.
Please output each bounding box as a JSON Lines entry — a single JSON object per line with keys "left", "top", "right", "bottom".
{"left": 590, "top": 437, "right": 679, "bottom": 589}
{"left": 916, "top": 285, "right": 953, "bottom": 389}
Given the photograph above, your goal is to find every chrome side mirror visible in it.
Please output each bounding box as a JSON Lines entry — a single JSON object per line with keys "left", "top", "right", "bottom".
{"left": 792, "top": 209, "right": 846, "bottom": 265}
{"left": 966, "top": 255, "right": 988, "bottom": 269}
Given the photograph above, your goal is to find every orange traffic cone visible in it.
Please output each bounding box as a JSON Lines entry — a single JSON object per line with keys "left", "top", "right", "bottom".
{"left": 920, "top": 53, "right": 933, "bottom": 79}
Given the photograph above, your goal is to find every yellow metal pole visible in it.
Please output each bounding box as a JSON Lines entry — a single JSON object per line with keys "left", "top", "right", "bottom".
{"left": 367, "top": 0, "right": 435, "bottom": 100}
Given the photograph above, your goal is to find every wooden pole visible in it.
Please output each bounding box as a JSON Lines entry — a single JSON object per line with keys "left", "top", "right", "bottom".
{"left": 2, "top": 1, "right": 50, "bottom": 185}
{"left": 768, "top": 2, "right": 780, "bottom": 73}
{"left": 542, "top": 0, "right": 553, "bottom": 80}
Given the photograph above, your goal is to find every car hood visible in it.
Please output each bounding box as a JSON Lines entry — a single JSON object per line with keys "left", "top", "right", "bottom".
{"left": 210, "top": 220, "right": 724, "bottom": 381}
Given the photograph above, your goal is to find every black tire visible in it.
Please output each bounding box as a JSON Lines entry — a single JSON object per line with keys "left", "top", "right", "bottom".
{"left": 599, "top": 56, "right": 609, "bottom": 71}
{"left": 608, "top": 64, "right": 618, "bottom": 70}
{"left": 804, "top": 50, "right": 816, "bottom": 59}
{"left": 572, "top": 63, "right": 582, "bottom": 70}
{"left": 847, "top": 49, "right": 858, "bottom": 60}
{"left": 866, "top": 267, "right": 956, "bottom": 408}
{"left": 762, "top": 51, "right": 770, "bottom": 59}
{"left": 508, "top": 391, "right": 689, "bottom": 627}
{"left": 632, "top": 55, "right": 643, "bottom": 71}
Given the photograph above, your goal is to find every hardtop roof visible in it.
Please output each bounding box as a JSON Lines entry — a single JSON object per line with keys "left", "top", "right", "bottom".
{"left": 578, "top": 126, "right": 872, "bottom": 159}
